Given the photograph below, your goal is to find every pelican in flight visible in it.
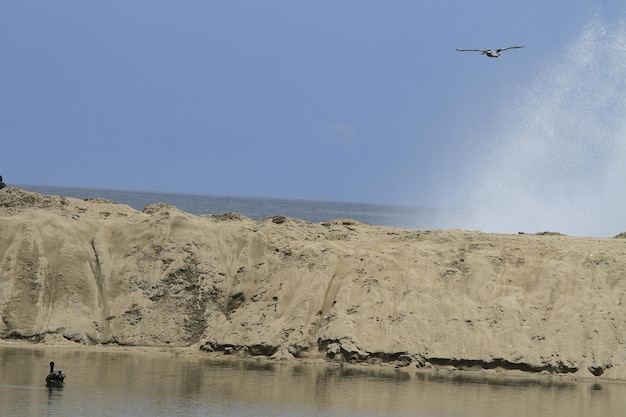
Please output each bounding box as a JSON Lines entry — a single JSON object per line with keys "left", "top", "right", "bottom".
{"left": 456, "top": 46, "right": 525, "bottom": 58}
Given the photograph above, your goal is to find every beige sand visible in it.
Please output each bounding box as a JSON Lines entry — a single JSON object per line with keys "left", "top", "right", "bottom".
{"left": 1, "top": 187, "right": 625, "bottom": 380}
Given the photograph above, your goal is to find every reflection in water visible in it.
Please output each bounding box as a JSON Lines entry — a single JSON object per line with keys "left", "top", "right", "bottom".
{"left": 46, "top": 386, "right": 63, "bottom": 417}
{"left": 423, "top": 370, "right": 576, "bottom": 389}
{"left": 1, "top": 345, "right": 626, "bottom": 417}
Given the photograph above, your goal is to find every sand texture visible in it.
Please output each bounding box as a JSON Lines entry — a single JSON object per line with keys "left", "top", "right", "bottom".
{"left": 1, "top": 187, "right": 626, "bottom": 379}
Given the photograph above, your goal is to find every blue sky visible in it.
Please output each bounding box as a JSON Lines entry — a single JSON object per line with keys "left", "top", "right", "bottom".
{"left": 2, "top": 1, "right": 624, "bottom": 212}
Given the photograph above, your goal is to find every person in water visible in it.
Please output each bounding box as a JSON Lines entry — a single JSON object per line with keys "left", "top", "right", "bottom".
{"left": 0, "top": 175, "right": 6, "bottom": 189}
{"left": 46, "top": 361, "right": 65, "bottom": 387}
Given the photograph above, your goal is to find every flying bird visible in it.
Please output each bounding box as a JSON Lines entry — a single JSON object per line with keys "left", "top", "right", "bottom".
{"left": 456, "top": 46, "right": 525, "bottom": 58}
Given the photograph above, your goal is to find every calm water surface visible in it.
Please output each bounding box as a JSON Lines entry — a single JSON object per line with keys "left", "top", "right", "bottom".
{"left": 1, "top": 346, "right": 625, "bottom": 417}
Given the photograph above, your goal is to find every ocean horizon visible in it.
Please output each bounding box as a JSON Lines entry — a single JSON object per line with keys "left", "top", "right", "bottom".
{"left": 16, "top": 184, "right": 449, "bottom": 230}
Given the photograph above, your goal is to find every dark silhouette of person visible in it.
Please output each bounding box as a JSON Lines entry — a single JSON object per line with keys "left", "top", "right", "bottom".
{"left": 0, "top": 175, "right": 6, "bottom": 189}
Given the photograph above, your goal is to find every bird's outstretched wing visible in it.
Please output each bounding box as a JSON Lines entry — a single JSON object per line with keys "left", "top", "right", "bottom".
{"left": 495, "top": 46, "right": 525, "bottom": 53}
{"left": 456, "top": 49, "right": 486, "bottom": 53}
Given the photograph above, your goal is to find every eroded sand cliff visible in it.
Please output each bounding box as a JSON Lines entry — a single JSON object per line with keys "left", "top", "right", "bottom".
{"left": 1, "top": 187, "right": 626, "bottom": 379}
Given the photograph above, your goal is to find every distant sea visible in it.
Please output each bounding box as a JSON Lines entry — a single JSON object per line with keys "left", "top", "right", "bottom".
{"left": 17, "top": 184, "right": 449, "bottom": 230}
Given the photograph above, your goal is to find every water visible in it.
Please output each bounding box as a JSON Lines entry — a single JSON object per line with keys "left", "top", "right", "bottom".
{"left": 16, "top": 184, "right": 447, "bottom": 231}
{"left": 455, "top": 17, "right": 626, "bottom": 238}
{"left": 2, "top": 346, "right": 626, "bottom": 417}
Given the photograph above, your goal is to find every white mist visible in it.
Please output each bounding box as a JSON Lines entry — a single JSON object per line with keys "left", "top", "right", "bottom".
{"left": 455, "top": 17, "right": 626, "bottom": 237}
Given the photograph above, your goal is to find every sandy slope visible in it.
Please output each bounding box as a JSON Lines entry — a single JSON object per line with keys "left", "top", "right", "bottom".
{"left": 1, "top": 187, "right": 626, "bottom": 379}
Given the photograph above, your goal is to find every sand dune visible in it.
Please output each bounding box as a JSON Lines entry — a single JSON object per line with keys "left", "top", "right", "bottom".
{"left": 1, "top": 187, "right": 626, "bottom": 380}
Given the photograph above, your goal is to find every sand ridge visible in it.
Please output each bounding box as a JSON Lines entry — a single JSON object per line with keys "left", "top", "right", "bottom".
{"left": 1, "top": 187, "right": 626, "bottom": 380}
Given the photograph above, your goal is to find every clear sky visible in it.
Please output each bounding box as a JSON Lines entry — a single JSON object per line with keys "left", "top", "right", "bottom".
{"left": 2, "top": 1, "right": 624, "bottom": 214}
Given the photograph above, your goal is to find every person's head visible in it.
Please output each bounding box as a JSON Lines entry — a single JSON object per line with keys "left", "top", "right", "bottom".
{"left": 0, "top": 175, "right": 3, "bottom": 181}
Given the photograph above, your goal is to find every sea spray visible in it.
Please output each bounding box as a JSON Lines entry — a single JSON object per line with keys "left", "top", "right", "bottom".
{"left": 456, "top": 17, "right": 626, "bottom": 237}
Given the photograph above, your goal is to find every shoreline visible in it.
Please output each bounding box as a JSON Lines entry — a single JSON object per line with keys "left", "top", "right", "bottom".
{"left": 2, "top": 339, "right": 622, "bottom": 385}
